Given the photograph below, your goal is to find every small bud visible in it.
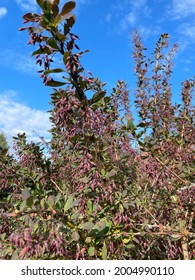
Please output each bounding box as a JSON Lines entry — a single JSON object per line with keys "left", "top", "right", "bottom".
{"left": 19, "top": 27, "right": 26, "bottom": 31}
{"left": 23, "top": 19, "right": 29, "bottom": 24}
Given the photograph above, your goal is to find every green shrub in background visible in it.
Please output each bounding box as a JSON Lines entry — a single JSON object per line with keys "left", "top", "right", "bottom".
{"left": 0, "top": 133, "right": 8, "bottom": 150}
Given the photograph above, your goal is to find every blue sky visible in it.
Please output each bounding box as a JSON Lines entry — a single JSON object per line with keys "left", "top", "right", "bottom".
{"left": 0, "top": 0, "right": 195, "bottom": 149}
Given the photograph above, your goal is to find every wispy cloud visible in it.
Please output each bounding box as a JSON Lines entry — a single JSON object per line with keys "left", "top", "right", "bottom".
{"left": 138, "top": 25, "right": 161, "bottom": 38}
{"left": 119, "top": 12, "right": 136, "bottom": 30}
{"left": 0, "top": 49, "right": 66, "bottom": 81}
{"left": 164, "top": 0, "right": 195, "bottom": 40}
{"left": 15, "top": 0, "right": 38, "bottom": 12}
{"left": 178, "top": 21, "right": 195, "bottom": 42}
{"left": 168, "top": 0, "right": 195, "bottom": 19}
{"left": 0, "top": 90, "right": 51, "bottom": 150}
{"left": 105, "top": 0, "right": 153, "bottom": 35}
{"left": 0, "top": 7, "right": 7, "bottom": 18}
{"left": 120, "top": 0, "right": 149, "bottom": 30}
{"left": 0, "top": 49, "right": 39, "bottom": 75}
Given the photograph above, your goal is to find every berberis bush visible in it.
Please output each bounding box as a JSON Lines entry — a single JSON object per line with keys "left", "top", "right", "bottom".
{"left": 0, "top": 0, "right": 194, "bottom": 260}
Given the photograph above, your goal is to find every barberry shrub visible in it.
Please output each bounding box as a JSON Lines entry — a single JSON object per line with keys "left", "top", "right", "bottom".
{"left": 0, "top": 0, "right": 194, "bottom": 260}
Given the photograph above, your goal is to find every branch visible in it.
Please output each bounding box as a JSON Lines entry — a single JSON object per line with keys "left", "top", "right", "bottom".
{"left": 153, "top": 155, "right": 188, "bottom": 184}
{"left": 50, "top": 178, "right": 63, "bottom": 193}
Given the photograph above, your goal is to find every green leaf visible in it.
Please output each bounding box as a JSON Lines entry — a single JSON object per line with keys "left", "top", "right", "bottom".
{"left": 55, "top": 192, "right": 61, "bottom": 203}
{"left": 138, "top": 140, "right": 144, "bottom": 147}
{"left": 87, "top": 200, "right": 93, "bottom": 213}
{"left": 46, "top": 80, "right": 66, "bottom": 87}
{"left": 88, "top": 246, "right": 95, "bottom": 257}
{"left": 47, "top": 37, "right": 59, "bottom": 49}
{"left": 136, "top": 130, "right": 144, "bottom": 138}
{"left": 43, "top": 1, "right": 53, "bottom": 12}
{"left": 69, "top": 135, "right": 80, "bottom": 142}
{"left": 31, "top": 46, "right": 52, "bottom": 56}
{"left": 85, "top": 237, "right": 92, "bottom": 243}
{"left": 90, "top": 219, "right": 111, "bottom": 238}
{"left": 20, "top": 200, "right": 27, "bottom": 211}
{"left": 170, "top": 234, "right": 182, "bottom": 241}
{"left": 63, "top": 51, "right": 70, "bottom": 64}
{"left": 0, "top": 148, "right": 8, "bottom": 156}
{"left": 123, "top": 238, "right": 131, "bottom": 244}
{"left": 28, "top": 27, "right": 43, "bottom": 35}
{"left": 61, "top": 1, "right": 76, "bottom": 16}
{"left": 71, "top": 231, "right": 80, "bottom": 241}
{"left": 54, "top": 13, "right": 74, "bottom": 26}
{"left": 47, "top": 195, "right": 55, "bottom": 208}
{"left": 21, "top": 187, "right": 30, "bottom": 200}
{"left": 56, "top": 31, "right": 66, "bottom": 41}
{"left": 26, "top": 196, "right": 33, "bottom": 208}
{"left": 64, "top": 196, "right": 74, "bottom": 212}
{"left": 80, "top": 221, "right": 94, "bottom": 230}
{"left": 119, "top": 204, "right": 124, "bottom": 213}
{"left": 105, "top": 169, "right": 116, "bottom": 179}
{"left": 33, "top": 223, "right": 39, "bottom": 233}
{"left": 127, "top": 120, "right": 136, "bottom": 131}
{"left": 137, "top": 122, "right": 147, "bottom": 128}
{"left": 44, "top": 68, "right": 64, "bottom": 75}
{"left": 122, "top": 190, "right": 127, "bottom": 197}
{"left": 81, "top": 176, "right": 89, "bottom": 183}
{"left": 102, "top": 242, "right": 107, "bottom": 260}
{"left": 89, "top": 91, "right": 106, "bottom": 105}
{"left": 144, "top": 136, "right": 151, "bottom": 143}
{"left": 40, "top": 198, "right": 46, "bottom": 208}
{"left": 11, "top": 251, "right": 19, "bottom": 260}
{"left": 36, "top": 0, "right": 44, "bottom": 9}
{"left": 100, "top": 169, "right": 106, "bottom": 176}
{"left": 179, "top": 220, "right": 186, "bottom": 228}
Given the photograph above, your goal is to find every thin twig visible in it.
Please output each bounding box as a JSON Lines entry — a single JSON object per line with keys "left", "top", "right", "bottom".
{"left": 50, "top": 178, "right": 63, "bottom": 193}
{"left": 136, "top": 197, "right": 160, "bottom": 224}
{"left": 153, "top": 155, "right": 188, "bottom": 184}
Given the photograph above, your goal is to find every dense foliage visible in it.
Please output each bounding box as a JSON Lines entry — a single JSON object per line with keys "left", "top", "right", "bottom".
{"left": 0, "top": 133, "right": 8, "bottom": 150}
{"left": 0, "top": 0, "right": 194, "bottom": 260}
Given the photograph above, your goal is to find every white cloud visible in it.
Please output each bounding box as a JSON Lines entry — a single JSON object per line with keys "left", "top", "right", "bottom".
{"left": 15, "top": 0, "right": 38, "bottom": 12}
{"left": 0, "top": 49, "right": 39, "bottom": 75}
{"left": 169, "top": 0, "right": 195, "bottom": 19}
{"left": 0, "top": 7, "right": 7, "bottom": 18}
{"left": 178, "top": 22, "right": 195, "bottom": 41}
{"left": 131, "top": 0, "right": 147, "bottom": 9}
{"left": 183, "top": 67, "right": 190, "bottom": 72}
{"left": 127, "top": 13, "right": 136, "bottom": 25}
{"left": 120, "top": 12, "right": 136, "bottom": 30}
{"left": 105, "top": 0, "right": 152, "bottom": 33}
{"left": 0, "top": 49, "right": 65, "bottom": 81}
{"left": 105, "top": 13, "right": 112, "bottom": 23}
{"left": 0, "top": 90, "right": 51, "bottom": 151}
{"left": 138, "top": 25, "right": 161, "bottom": 38}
